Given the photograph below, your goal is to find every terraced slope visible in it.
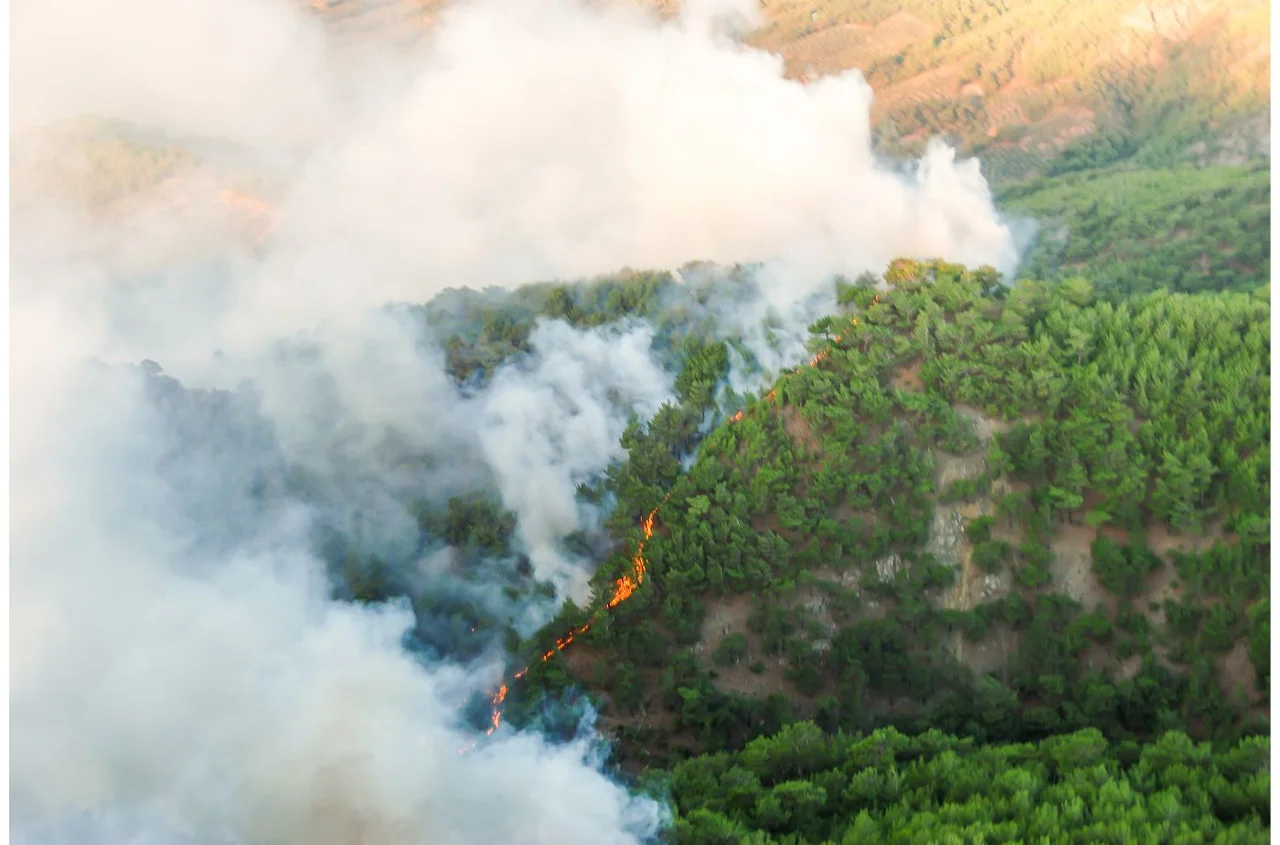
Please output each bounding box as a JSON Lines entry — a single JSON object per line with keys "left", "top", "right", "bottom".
{"left": 750, "top": 0, "right": 1269, "bottom": 179}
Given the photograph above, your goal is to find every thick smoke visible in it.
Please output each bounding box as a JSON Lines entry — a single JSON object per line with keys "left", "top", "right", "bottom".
{"left": 258, "top": 0, "right": 1018, "bottom": 310}
{"left": 11, "top": 0, "right": 1021, "bottom": 841}
{"left": 15, "top": 0, "right": 1017, "bottom": 322}
{"left": 10, "top": 289, "right": 667, "bottom": 844}
{"left": 477, "top": 320, "right": 675, "bottom": 596}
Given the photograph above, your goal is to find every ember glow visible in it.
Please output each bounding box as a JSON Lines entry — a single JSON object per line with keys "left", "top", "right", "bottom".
{"left": 466, "top": 300, "right": 881, "bottom": 749}
{"left": 216, "top": 187, "right": 277, "bottom": 238}
{"left": 91, "top": 178, "right": 278, "bottom": 247}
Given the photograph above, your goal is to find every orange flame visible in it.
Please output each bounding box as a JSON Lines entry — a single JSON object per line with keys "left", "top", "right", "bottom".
{"left": 462, "top": 299, "right": 879, "bottom": 750}
{"left": 476, "top": 506, "right": 658, "bottom": 738}
{"left": 216, "top": 188, "right": 277, "bottom": 241}
{"left": 606, "top": 506, "right": 657, "bottom": 607}
{"left": 216, "top": 188, "right": 273, "bottom": 218}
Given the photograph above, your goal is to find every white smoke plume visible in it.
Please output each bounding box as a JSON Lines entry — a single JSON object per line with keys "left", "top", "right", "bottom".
{"left": 477, "top": 320, "right": 675, "bottom": 596}
{"left": 11, "top": 0, "right": 1022, "bottom": 840}
{"left": 15, "top": 0, "right": 1017, "bottom": 321}
{"left": 10, "top": 284, "right": 667, "bottom": 844}
{"left": 259, "top": 0, "right": 1018, "bottom": 307}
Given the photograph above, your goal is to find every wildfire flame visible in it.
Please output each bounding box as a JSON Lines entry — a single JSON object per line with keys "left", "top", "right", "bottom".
{"left": 216, "top": 188, "right": 277, "bottom": 238}
{"left": 460, "top": 297, "right": 881, "bottom": 751}
{"left": 95, "top": 177, "right": 278, "bottom": 247}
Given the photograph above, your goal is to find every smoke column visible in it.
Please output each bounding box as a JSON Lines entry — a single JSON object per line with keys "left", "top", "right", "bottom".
{"left": 10, "top": 0, "right": 1021, "bottom": 841}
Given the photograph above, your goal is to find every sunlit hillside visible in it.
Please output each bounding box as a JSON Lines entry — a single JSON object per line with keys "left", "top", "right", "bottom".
{"left": 300, "top": 0, "right": 1270, "bottom": 180}
{"left": 752, "top": 0, "right": 1269, "bottom": 177}
{"left": 10, "top": 116, "right": 281, "bottom": 248}
{"left": 13, "top": 0, "right": 1268, "bottom": 278}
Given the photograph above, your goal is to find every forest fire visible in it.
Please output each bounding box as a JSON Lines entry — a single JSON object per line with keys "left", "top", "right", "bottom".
{"left": 470, "top": 505, "right": 660, "bottom": 742}
{"left": 462, "top": 301, "right": 879, "bottom": 751}
{"left": 216, "top": 188, "right": 277, "bottom": 239}
{"left": 607, "top": 507, "right": 657, "bottom": 609}
{"left": 94, "top": 179, "right": 278, "bottom": 247}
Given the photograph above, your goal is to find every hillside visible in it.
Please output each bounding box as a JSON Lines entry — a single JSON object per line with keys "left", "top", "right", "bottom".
{"left": 10, "top": 116, "right": 280, "bottom": 250}
{"left": 751, "top": 0, "right": 1269, "bottom": 180}
{"left": 14, "top": 0, "right": 1269, "bottom": 303}
{"left": 999, "top": 158, "right": 1270, "bottom": 296}
{"left": 757, "top": 0, "right": 1269, "bottom": 181}
{"left": 300, "top": 0, "right": 1270, "bottom": 180}
{"left": 662, "top": 723, "right": 1270, "bottom": 841}
{"left": 12, "top": 1, "right": 1271, "bottom": 841}
{"left": 491, "top": 260, "right": 1269, "bottom": 770}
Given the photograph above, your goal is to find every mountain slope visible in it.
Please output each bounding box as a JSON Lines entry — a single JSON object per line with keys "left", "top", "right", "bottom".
{"left": 299, "top": 0, "right": 1270, "bottom": 180}
{"left": 663, "top": 723, "right": 1270, "bottom": 842}
{"left": 504, "top": 261, "right": 1270, "bottom": 766}
{"left": 750, "top": 0, "right": 1269, "bottom": 180}
{"left": 999, "top": 159, "right": 1270, "bottom": 295}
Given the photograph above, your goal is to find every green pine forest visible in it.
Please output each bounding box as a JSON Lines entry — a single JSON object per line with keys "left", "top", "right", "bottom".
{"left": 311, "top": 1, "right": 1273, "bottom": 834}
{"left": 394, "top": 253, "right": 1271, "bottom": 842}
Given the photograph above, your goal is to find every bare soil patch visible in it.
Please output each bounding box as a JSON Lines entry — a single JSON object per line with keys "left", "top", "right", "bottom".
{"left": 752, "top": 510, "right": 784, "bottom": 534}
{"left": 890, "top": 359, "right": 924, "bottom": 392}
{"left": 697, "top": 596, "right": 793, "bottom": 699}
{"left": 955, "top": 624, "right": 1018, "bottom": 678}
{"left": 782, "top": 404, "right": 824, "bottom": 457}
{"left": 1048, "top": 522, "right": 1113, "bottom": 614}
{"left": 1146, "top": 520, "right": 1224, "bottom": 556}
{"left": 1135, "top": 555, "right": 1182, "bottom": 628}
{"left": 1217, "top": 641, "right": 1262, "bottom": 703}
{"left": 954, "top": 404, "right": 1013, "bottom": 443}
{"left": 936, "top": 452, "right": 988, "bottom": 490}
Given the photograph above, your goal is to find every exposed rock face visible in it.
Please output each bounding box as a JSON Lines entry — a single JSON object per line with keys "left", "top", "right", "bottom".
{"left": 927, "top": 507, "right": 967, "bottom": 570}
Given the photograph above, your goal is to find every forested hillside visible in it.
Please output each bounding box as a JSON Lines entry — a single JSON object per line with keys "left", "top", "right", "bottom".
{"left": 661, "top": 723, "right": 1270, "bottom": 842}
{"left": 747, "top": 0, "right": 1269, "bottom": 176}
{"left": 14, "top": 0, "right": 1270, "bottom": 840}
{"left": 303, "top": 0, "right": 1270, "bottom": 178}
{"left": 483, "top": 262, "right": 1269, "bottom": 778}
{"left": 999, "top": 159, "right": 1270, "bottom": 296}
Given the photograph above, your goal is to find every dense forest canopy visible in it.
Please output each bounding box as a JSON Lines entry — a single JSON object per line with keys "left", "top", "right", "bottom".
{"left": 436, "top": 260, "right": 1271, "bottom": 839}
{"left": 662, "top": 724, "right": 1270, "bottom": 843}
{"left": 80, "top": 252, "right": 1272, "bottom": 842}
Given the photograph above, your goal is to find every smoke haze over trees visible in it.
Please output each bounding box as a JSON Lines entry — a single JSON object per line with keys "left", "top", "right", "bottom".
{"left": 9, "top": 0, "right": 1027, "bottom": 841}
{"left": 9, "top": 0, "right": 1269, "bottom": 842}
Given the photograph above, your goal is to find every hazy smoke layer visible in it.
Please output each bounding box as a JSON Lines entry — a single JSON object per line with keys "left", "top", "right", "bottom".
{"left": 265, "top": 0, "right": 1017, "bottom": 307}
{"left": 10, "top": 303, "right": 665, "bottom": 843}
{"left": 12, "top": 0, "right": 1019, "bottom": 840}
{"left": 15, "top": 0, "right": 1017, "bottom": 319}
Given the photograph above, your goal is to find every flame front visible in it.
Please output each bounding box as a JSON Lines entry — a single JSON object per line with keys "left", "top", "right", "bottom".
{"left": 464, "top": 299, "right": 879, "bottom": 748}
{"left": 607, "top": 507, "right": 657, "bottom": 609}
{"left": 216, "top": 188, "right": 277, "bottom": 239}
